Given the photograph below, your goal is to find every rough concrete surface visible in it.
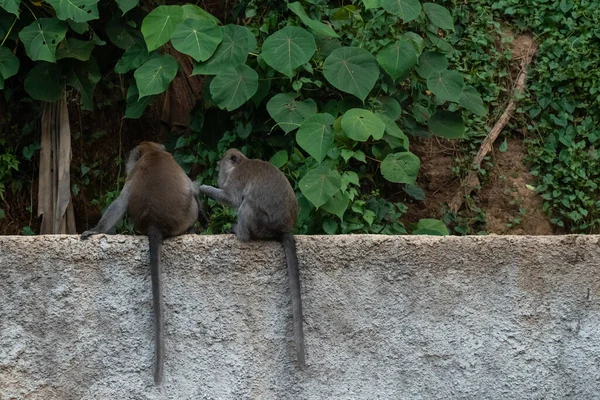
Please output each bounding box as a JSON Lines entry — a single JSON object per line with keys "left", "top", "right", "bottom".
{"left": 1, "top": 234, "right": 599, "bottom": 400}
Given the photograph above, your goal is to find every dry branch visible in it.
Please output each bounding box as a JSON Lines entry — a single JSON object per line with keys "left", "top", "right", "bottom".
{"left": 449, "top": 36, "right": 538, "bottom": 214}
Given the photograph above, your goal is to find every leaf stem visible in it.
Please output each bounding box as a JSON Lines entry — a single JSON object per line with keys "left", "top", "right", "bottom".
{"left": 1, "top": 17, "right": 18, "bottom": 46}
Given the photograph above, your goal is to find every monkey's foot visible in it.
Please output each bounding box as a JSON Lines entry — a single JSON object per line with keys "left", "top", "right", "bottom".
{"left": 80, "top": 230, "right": 100, "bottom": 240}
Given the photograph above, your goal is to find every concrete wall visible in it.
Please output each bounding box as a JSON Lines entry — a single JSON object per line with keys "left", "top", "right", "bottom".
{"left": 0, "top": 235, "right": 599, "bottom": 399}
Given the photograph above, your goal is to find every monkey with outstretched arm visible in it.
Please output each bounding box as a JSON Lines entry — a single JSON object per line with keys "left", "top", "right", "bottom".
{"left": 80, "top": 141, "right": 200, "bottom": 385}
{"left": 196, "top": 149, "right": 306, "bottom": 369}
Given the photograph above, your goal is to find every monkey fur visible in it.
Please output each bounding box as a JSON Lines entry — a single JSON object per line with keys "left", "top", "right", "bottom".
{"left": 80, "top": 141, "right": 200, "bottom": 384}
{"left": 196, "top": 148, "right": 305, "bottom": 369}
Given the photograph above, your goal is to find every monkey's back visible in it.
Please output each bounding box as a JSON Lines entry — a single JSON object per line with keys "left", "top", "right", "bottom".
{"left": 235, "top": 159, "right": 298, "bottom": 234}
{"left": 127, "top": 149, "right": 197, "bottom": 237}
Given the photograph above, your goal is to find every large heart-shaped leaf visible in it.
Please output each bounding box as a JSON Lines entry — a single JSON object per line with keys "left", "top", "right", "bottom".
{"left": 19, "top": 18, "right": 67, "bottom": 62}
{"left": 24, "top": 62, "right": 63, "bottom": 101}
{"left": 427, "top": 70, "right": 464, "bottom": 102}
{"left": 377, "top": 40, "right": 418, "bottom": 81}
{"left": 141, "top": 5, "right": 184, "bottom": 52}
{"left": 0, "top": 46, "right": 19, "bottom": 86}
{"left": 114, "top": 40, "right": 150, "bottom": 74}
{"left": 423, "top": 3, "right": 453, "bottom": 30}
{"left": 459, "top": 85, "right": 487, "bottom": 116}
{"left": 266, "top": 92, "right": 317, "bottom": 133}
{"left": 299, "top": 166, "right": 342, "bottom": 208}
{"left": 182, "top": 4, "right": 220, "bottom": 24}
{"left": 210, "top": 64, "right": 258, "bottom": 111}
{"left": 171, "top": 19, "right": 222, "bottom": 62}
{"left": 261, "top": 26, "right": 316, "bottom": 78}
{"left": 428, "top": 110, "right": 465, "bottom": 138}
{"left": 381, "top": 0, "right": 422, "bottom": 22}
{"left": 105, "top": 18, "right": 143, "bottom": 50}
{"left": 380, "top": 152, "right": 420, "bottom": 184}
{"left": 362, "top": 0, "right": 381, "bottom": 9}
{"left": 341, "top": 108, "right": 385, "bottom": 141}
{"left": 125, "top": 81, "right": 155, "bottom": 119}
{"left": 56, "top": 38, "right": 94, "bottom": 61}
{"left": 269, "top": 150, "right": 289, "bottom": 168}
{"left": 46, "top": 0, "right": 99, "bottom": 23}
{"left": 321, "top": 191, "right": 349, "bottom": 220}
{"left": 287, "top": 2, "right": 339, "bottom": 38}
{"left": 417, "top": 51, "right": 447, "bottom": 78}
{"left": 296, "top": 113, "right": 335, "bottom": 163}
{"left": 323, "top": 47, "right": 379, "bottom": 101}
{"left": 134, "top": 54, "right": 178, "bottom": 98}
{"left": 66, "top": 59, "right": 100, "bottom": 110}
{"left": 192, "top": 24, "right": 248, "bottom": 75}
{"left": 115, "top": 0, "right": 138, "bottom": 15}
{"left": 0, "top": 0, "right": 20, "bottom": 16}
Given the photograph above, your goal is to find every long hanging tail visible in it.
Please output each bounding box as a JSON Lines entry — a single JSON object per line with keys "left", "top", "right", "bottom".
{"left": 148, "top": 226, "right": 164, "bottom": 385}
{"left": 281, "top": 232, "right": 305, "bottom": 369}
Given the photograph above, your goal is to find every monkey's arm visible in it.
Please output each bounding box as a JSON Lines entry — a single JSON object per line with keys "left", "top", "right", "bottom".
{"left": 196, "top": 184, "right": 240, "bottom": 209}
{"left": 80, "top": 185, "right": 130, "bottom": 239}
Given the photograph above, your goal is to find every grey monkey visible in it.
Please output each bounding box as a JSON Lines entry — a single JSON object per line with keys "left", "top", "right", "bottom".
{"left": 81, "top": 141, "right": 200, "bottom": 385}
{"left": 196, "top": 148, "right": 306, "bottom": 369}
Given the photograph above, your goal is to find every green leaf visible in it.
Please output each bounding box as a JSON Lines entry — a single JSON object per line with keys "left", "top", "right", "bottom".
{"left": 362, "top": 0, "right": 381, "bottom": 9}
{"left": 321, "top": 191, "right": 349, "bottom": 220}
{"left": 46, "top": 0, "right": 99, "bottom": 23}
{"left": 24, "top": 62, "right": 63, "bottom": 102}
{"left": 68, "top": 20, "right": 88, "bottom": 34}
{"left": 210, "top": 64, "right": 258, "bottom": 111}
{"left": 428, "top": 110, "right": 465, "bottom": 138}
{"left": 171, "top": 19, "right": 222, "bottom": 62}
{"left": 56, "top": 38, "right": 94, "bottom": 61}
{"left": 403, "top": 31, "right": 424, "bottom": 55}
{"left": 134, "top": 54, "right": 178, "bottom": 98}
{"left": 0, "top": 0, "right": 19, "bottom": 16}
{"left": 377, "top": 114, "right": 409, "bottom": 149}
{"left": 0, "top": 46, "right": 19, "bottom": 84}
{"left": 269, "top": 150, "right": 288, "bottom": 168}
{"left": 141, "top": 5, "right": 184, "bottom": 52}
{"left": 413, "top": 218, "right": 449, "bottom": 235}
{"left": 374, "top": 96, "right": 401, "bottom": 120}
{"left": 376, "top": 40, "right": 418, "bottom": 81}
{"left": 287, "top": 2, "right": 339, "bottom": 38}
{"left": 380, "top": 152, "right": 420, "bottom": 184}
{"left": 125, "top": 81, "right": 154, "bottom": 119}
{"left": 323, "top": 47, "right": 379, "bottom": 101}
{"left": 266, "top": 93, "right": 317, "bottom": 133}
{"left": 459, "top": 85, "right": 487, "bottom": 116}
{"left": 341, "top": 108, "right": 385, "bottom": 141}
{"left": 182, "top": 4, "right": 220, "bottom": 25}
{"left": 423, "top": 3, "right": 453, "bottom": 30}
{"left": 115, "top": 0, "right": 138, "bottom": 15}
{"left": 261, "top": 26, "right": 316, "bottom": 78}
{"left": 299, "top": 166, "right": 342, "bottom": 208}
{"left": 297, "top": 113, "right": 335, "bottom": 163}
{"left": 322, "top": 219, "right": 338, "bottom": 234}
{"left": 403, "top": 183, "right": 425, "bottom": 200}
{"left": 105, "top": 18, "right": 143, "bottom": 50}
{"left": 192, "top": 24, "right": 248, "bottom": 75}
{"left": 417, "top": 51, "right": 447, "bottom": 78}
{"left": 66, "top": 59, "right": 100, "bottom": 110}
{"left": 499, "top": 138, "right": 508, "bottom": 153}
{"left": 19, "top": 18, "right": 67, "bottom": 62}
{"left": 427, "top": 70, "right": 464, "bottom": 102}
{"left": 381, "top": 0, "right": 422, "bottom": 22}
{"left": 114, "top": 40, "right": 150, "bottom": 74}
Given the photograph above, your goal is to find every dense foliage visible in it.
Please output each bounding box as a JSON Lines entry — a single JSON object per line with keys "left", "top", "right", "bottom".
{"left": 0, "top": 0, "right": 597, "bottom": 234}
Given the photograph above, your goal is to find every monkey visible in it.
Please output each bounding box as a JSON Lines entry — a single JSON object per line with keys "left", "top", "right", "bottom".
{"left": 196, "top": 148, "right": 305, "bottom": 369}
{"left": 80, "top": 141, "right": 200, "bottom": 385}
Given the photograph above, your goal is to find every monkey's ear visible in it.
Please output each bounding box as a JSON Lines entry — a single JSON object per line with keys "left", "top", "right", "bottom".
{"left": 160, "top": 144, "right": 166, "bottom": 151}
{"left": 230, "top": 155, "right": 238, "bottom": 163}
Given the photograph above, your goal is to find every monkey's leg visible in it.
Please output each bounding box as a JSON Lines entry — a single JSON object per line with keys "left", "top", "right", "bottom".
{"left": 232, "top": 201, "right": 253, "bottom": 242}
{"left": 197, "top": 185, "right": 239, "bottom": 208}
{"left": 80, "top": 186, "right": 130, "bottom": 239}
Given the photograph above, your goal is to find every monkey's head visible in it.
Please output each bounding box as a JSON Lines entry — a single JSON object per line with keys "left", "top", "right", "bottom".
{"left": 218, "top": 148, "right": 246, "bottom": 187}
{"left": 127, "top": 142, "right": 167, "bottom": 174}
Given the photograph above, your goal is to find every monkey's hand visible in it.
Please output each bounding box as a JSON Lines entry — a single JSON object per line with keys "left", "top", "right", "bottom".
{"left": 80, "top": 230, "right": 101, "bottom": 240}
